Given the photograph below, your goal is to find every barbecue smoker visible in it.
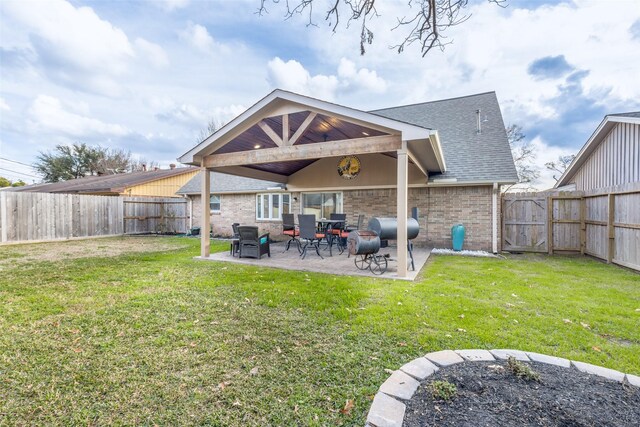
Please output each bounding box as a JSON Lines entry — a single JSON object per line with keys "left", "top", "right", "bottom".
{"left": 346, "top": 230, "right": 388, "bottom": 275}
{"left": 347, "top": 211, "right": 421, "bottom": 274}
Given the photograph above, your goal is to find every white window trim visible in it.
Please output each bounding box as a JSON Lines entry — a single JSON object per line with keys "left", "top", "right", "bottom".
{"left": 209, "top": 194, "right": 221, "bottom": 213}
{"left": 256, "top": 193, "right": 290, "bottom": 221}
{"left": 300, "top": 191, "right": 343, "bottom": 214}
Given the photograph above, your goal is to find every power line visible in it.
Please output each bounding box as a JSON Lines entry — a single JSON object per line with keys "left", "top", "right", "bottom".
{"left": 0, "top": 166, "right": 39, "bottom": 179}
{"left": 0, "top": 157, "right": 34, "bottom": 168}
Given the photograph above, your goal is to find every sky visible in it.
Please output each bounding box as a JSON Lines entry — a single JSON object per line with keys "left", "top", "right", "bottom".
{"left": 1, "top": 0, "right": 639, "bottom": 189}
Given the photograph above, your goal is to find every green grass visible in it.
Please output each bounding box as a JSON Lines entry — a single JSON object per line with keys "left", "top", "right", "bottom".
{"left": 1, "top": 237, "right": 638, "bottom": 426}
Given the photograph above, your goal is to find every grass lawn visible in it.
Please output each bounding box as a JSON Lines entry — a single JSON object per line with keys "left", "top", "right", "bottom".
{"left": 1, "top": 237, "right": 638, "bottom": 426}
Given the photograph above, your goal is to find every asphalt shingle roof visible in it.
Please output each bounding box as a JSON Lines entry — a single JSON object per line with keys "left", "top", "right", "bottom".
{"left": 610, "top": 111, "right": 640, "bottom": 119}
{"left": 176, "top": 171, "right": 283, "bottom": 195}
{"left": 371, "top": 92, "right": 518, "bottom": 183}
{"left": 11, "top": 168, "right": 197, "bottom": 194}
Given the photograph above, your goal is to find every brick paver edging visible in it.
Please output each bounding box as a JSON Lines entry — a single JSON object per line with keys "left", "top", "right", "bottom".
{"left": 365, "top": 349, "right": 640, "bottom": 427}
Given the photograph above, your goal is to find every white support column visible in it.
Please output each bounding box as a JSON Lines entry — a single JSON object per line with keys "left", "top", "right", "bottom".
{"left": 201, "top": 167, "right": 211, "bottom": 258}
{"left": 397, "top": 142, "right": 409, "bottom": 278}
{"left": 492, "top": 182, "right": 498, "bottom": 253}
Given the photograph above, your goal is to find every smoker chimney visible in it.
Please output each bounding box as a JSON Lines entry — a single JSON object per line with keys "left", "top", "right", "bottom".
{"left": 142, "top": 163, "right": 147, "bottom": 171}
{"left": 169, "top": 163, "right": 176, "bottom": 170}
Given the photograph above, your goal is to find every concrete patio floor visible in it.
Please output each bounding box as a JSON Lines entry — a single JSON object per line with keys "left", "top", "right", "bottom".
{"left": 198, "top": 241, "right": 432, "bottom": 281}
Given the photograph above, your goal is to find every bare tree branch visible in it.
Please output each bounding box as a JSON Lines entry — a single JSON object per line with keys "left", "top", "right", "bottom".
{"left": 259, "top": 0, "right": 507, "bottom": 57}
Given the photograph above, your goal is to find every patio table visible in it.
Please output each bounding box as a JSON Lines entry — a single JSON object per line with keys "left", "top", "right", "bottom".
{"left": 317, "top": 219, "right": 343, "bottom": 256}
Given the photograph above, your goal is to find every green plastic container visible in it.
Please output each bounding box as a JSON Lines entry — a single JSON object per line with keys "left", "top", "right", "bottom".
{"left": 451, "top": 224, "right": 465, "bottom": 251}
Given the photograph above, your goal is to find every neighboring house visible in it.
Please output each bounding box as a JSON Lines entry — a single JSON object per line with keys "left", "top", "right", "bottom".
{"left": 178, "top": 89, "right": 517, "bottom": 260}
{"left": 555, "top": 112, "right": 640, "bottom": 191}
{"left": 10, "top": 166, "right": 199, "bottom": 197}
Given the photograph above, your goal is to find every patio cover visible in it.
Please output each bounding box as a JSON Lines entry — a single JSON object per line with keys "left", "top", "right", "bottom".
{"left": 178, "top": 89, "right": 447, "bottom": 277}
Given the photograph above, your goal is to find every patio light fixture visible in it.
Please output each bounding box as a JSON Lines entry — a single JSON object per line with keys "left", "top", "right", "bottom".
{"left": 254, "top": 144, "right": 261, "bottom": 149}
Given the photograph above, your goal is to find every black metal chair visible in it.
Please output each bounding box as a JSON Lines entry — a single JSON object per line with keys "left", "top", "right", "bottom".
{"left": 230, "top": 223, "right": 240, "bottom": 256}
{"left": 237, "top": 226, "right": 270, "bottom": 259}
{"left": 298, "top": 214, "right": 325, "bottom": 259}
{"left": 329, "top": 213, "right": 347, "bottom": 253}
{"left": 282, "top": 213, "right": 301, "bottom": 253}
{"left": 345, "top": 214, "right": 365, "bottom": 232}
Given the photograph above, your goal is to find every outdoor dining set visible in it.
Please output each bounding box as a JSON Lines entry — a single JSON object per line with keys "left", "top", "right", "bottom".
{"left": 229, "top": 211, "right": 420, "bottom": 276}
{"left": 230, "top": 213, "right": 364, "bottom": 261}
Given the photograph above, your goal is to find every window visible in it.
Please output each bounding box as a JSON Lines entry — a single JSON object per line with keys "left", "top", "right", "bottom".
{"left": 209, "top": 194, "right": 221, "bottom": 212}
{"left": 302, "top": 192, "right": 342, "bottom": 218}
{"left": 256, "top": 193, "right": 290, "bottom": 220}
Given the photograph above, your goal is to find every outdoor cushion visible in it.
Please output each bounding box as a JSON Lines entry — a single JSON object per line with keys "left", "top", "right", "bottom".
{"left": 315, "top": 233, "right": 325, "bottom": 239}
{"left": 283, "top": 229, "right": 299, "bottom": 236}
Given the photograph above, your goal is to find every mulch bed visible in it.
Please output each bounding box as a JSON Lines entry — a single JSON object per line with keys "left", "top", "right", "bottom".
{"left": 404, "top": 360, "right": 639, "bottom": 427}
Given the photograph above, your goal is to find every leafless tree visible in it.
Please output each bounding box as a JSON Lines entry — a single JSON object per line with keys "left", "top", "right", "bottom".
{"left": 258, "top": 0, "right": 507, "bottom": 57}
{"left": 504, "top": 124, "right": 540, "bottom": 192}
{"left": 545, "top": 154, "right": 575, "bottom": 181}
{"left": 197, "top": 117, "right": 226, "bottom": 143}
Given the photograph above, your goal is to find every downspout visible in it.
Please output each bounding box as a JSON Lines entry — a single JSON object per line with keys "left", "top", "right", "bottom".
{"left": 492, "top": 182, "right": 498, "bottom": 254}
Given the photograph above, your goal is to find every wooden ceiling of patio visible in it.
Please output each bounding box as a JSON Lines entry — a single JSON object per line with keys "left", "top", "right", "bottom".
{"left": 212, "top": 110, "right": 399, "bottom": 176}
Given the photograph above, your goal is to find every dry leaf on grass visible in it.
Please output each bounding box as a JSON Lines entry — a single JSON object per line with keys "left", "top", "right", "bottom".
{"left": 340, "top": 399, "right": 355, "bottom": 415}
{"left": 580, "top": 322, "right": 591, "bottom": 329}
{"left": 563, "top": 319, "right": 573, "bottom": 324}
{"left": 249, "top": 367, "right": 259, "bottom": 376}
{"left": 592, "top": 346, "right": 601, "bottom": 352}
{"left": 218, "top": 381, "right": 231, "bottom": 390}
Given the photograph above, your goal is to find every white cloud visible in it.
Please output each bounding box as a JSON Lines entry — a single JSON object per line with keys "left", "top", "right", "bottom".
{"left": 0, "top": 98, "right": 10, "bottom": 111}
{"left": 1, "top": 0, "right": 137, "bottom": 95}
{"left": 156, "top": 0, "right": 190, "bottom": 12}
{"left": 28, "top": 95, "right": 130, "bottom": 137}
{"left": 267, "top": 57, "right": 340, "bottom": 100}
{"left": 307, "top": 0, "right": 640, "bottom": 118}
{"left": 179, "top": 22, "right": 224, "bottom": 54}
{"left": 266, "top": 57, "right": 387, "bottom": 100}
{"left": 134, "top": 38, "right": 169, "bottom": 68}
{"left": 337, "top": 58, "right": 387, "bottom": 93}
{"left": 156, "top": 102, "right": 246, "bottom": 129}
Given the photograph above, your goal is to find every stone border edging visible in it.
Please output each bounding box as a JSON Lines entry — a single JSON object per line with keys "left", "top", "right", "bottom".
{"left": 365, "top": 349, "right": 640, "bottom": 427}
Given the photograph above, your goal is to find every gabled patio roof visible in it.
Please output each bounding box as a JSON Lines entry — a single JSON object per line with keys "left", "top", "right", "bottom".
{"left": 181, "top": 89, "right": 449, "bottom": 278}
{"left": 178, "top": 89, "right": 446, "bottom": 182}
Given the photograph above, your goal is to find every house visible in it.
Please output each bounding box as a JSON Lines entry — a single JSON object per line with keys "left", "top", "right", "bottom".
{"left": 178, "top": 90, "right": 518, "bottom": 277}
{"left": 555, "top": 112, "right": 640, "bottom": 191}
{"left": 10, "top": 166, "right": 199, "bottom": 197}
{"left": 176, "top": 171, "right": 285, "bottom": 236}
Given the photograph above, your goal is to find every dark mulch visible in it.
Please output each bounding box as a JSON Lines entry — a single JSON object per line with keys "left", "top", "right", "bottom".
{"left": 403, "top": 360, "right": 640, "bottom": 427}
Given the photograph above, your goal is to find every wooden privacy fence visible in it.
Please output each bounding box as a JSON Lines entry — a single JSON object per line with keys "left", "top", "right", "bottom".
{"left": 502, "top": 183, "right": 640, "bottom": 271}
{"left": 0, "top": 192, "right": 188, "bottom": 244}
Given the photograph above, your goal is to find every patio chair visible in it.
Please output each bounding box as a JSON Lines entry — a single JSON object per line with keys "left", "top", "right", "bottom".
{"left": 230, "top": 223, "right": 240, "bottom": 256}
{"left": 237, "top": 226, "right": 270, "bottom": 259}
{"left": 282, "top": 213, "right": 301, "bottom": 253}
{"left": 329, "top": 213, "right": 347, "bottom": 253}
{"left": 345, "top": 214, "right": 365, "bottom": 232}
{"left": 298, "top": 214, "right": 325, "bottom": 260}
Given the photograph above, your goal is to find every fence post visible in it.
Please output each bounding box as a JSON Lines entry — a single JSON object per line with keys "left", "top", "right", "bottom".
{"left": 580, "top": 197, "right": 586, "bottom": 255}
{"left": 607, "top": 193, "right": 615, "bottom": 263}
{"left": 547, "top": 196, "right": 553, "bottom": 255}
{"left": 0, "top": 191, "right": 7, "bottom": 243}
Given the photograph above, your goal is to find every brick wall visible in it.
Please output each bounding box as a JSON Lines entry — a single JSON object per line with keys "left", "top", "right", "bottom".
{"left": 190, "top": 185, "right": 498, "bottom": 251}
{"left": 343, "top": 186, "right": 496, "bottom": 251}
